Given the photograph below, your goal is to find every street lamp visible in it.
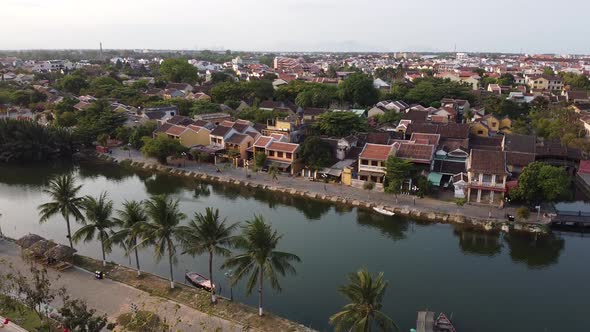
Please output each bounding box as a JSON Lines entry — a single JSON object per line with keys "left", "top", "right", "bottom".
{"left": 127, "top": 143, "right": 131, "bottom": 158}
{"left": 224, "top": 269, "right": 234, "bottom": 301}
{"left": 181, "top": 152, "right": 187, "bottom": 167}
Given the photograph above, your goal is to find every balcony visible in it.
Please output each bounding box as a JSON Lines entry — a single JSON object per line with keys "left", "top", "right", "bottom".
{"left": 359, "top": 164, "right": 386, "bottom": 173}
{"left": 468, "top": 181, "right": 505, "bottom": 190}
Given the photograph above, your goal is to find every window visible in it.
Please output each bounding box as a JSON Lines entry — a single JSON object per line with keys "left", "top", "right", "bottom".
{"left": 477, "top": 130, "right": 484, "bottom": 135}
{"left": 361, "top": 159, "right": 369, "bottom": 165}
{"left": 371, "top": 160, "right": 379, "bottom": 166}
{"left": 269, "top": 151, "right": 275, "bottom": 156}
{"left": 278, "top": 152, "right": 284, "bottom": 158}
{"left": 286, "top": 153, "right": 292, "bottom": 159}
{"left": 482, "top": 174, "right": 492, "bottom": 183}
{"left": 491, "top": 122, "right": 497, "bottom": 127}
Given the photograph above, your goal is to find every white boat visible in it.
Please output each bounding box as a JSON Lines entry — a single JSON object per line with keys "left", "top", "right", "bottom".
{"left": 373, "top": 207, "right": 395, "bottom": 216}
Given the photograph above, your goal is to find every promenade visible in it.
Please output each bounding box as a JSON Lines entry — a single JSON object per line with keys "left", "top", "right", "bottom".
{"left": 0, "top": 240, "right": 244, "bottom": 332}
{"left": 108, "top": 147, "right": 545, "bottom": 224}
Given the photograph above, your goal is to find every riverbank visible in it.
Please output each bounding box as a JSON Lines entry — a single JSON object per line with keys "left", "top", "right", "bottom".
{"left": 102, "top": 148, "right": 548, "bottom": 235}
{"left": 0, "top": 239, "right": 314, "bottom": 332}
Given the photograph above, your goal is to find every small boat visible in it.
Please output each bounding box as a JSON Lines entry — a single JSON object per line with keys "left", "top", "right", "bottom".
{"left": 435, "top": 313, "right": 456, "bottom": 332}
{"left": 373, "top": 207, "right": 395, "bottom": 216}
{"left": 185, "top": 272, "right": 215, "bottom": 291}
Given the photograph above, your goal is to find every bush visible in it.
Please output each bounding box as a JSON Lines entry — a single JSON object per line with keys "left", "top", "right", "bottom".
{"left": 516, "top": 207, "right": 530, "bottom": 221}
{"left": 454, "top": 198, "right": 466, "bottom": 206}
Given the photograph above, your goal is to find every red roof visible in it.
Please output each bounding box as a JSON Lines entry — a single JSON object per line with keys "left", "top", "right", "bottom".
{"left": 267, "top": 141, "right": 298, "bottom": 153}
{"left": 254, "top": 136, "right": 273, "bottom": 148}
{"left": 359, "top": 144, "right": 394, "bottom": 161}
{"left": 410, "top": 133, "right": 440, "bottom": 146}
{"left": 165, "top": 125, "right": 187, "bottom": 136}
{"left": 579, "top": 160, "right": 590, "bottom": 175}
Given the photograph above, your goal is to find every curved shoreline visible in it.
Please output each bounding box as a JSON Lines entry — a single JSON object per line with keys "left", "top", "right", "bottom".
{"left": 99, "top": 154, "right": 548, "bottom": 235}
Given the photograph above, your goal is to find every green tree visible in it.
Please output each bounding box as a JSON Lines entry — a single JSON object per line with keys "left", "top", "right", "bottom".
{"left": 384, "top": 156, "right": 412, "bottom": 201}
{"left": 316, "top": 111, "right": 367, "bottom": 137}
{"left": 180, "top": 207, "right": 239, "bottom": 303}
{"left": 515, "top": 207, "right": 530, "bottom": 221}
{"left": 543, "top": 67, "right": 555, "bottom": 76}
{"left": 159, "top": 58, "right": 198, "bottom": 84}
{"left": 268, "top": 164, "right": 279, "bottom": 182}
{"left": 498, "top": 73, "right": 515, "bottom": 86}
{"left": 87, "top": 76, "right": 122, "bottom": 98}
{"left": 59, "top": 296, "right": 107, "bottom": 332}
{"left": 210, "top": 82, "right": 247, "bottom": 103}
{"left": 254, "top": 152, "right": 267, "bottom": 171}
{"left": 299, "top": 136, "right": 333, "bottom": 171}
{"left": 73, "top": 192, "right": 115, "bottom": 266}
{"left": 510, "top": 162, "right": 571, "bottom": 205}
{"left": 129, "top": 121, "right": 158, "bottom": 149}
{"left": 136, "top": 195, "right": 187, "bottom": 289}
{"left": 140, "top": 135, "right": 188, "bottom": 164}
{"left": 329, "top": 268, "right": 397, "bottom": 332}
{"left": 222, "top": 215, "right": 301, "bottom": 316}
{"left": 338, "top": 73, "right": 379, "bottom": 107}
{"left": 38, "top": 174, "right": 86, "bottom": 248}
{"left": 111, "top": 200, "right": 147, "bottom": 276}
{"left": 59, "top": 74, "right": 89, "bottom": 95}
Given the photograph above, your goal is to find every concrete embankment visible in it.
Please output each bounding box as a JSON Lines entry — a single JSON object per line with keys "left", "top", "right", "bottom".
{"left": 100, "top": 155, "right": 548, "bottom": 235}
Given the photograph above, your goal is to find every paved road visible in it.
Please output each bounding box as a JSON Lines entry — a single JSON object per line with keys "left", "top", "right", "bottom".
{"left": 0, "top": 315, "right": 28, "bottom": 332}
{"left": 0, "top": 240, "right": 244, "bottom": 332}
{"left": 109, "top": 147, "right": 544, "bottom": 223}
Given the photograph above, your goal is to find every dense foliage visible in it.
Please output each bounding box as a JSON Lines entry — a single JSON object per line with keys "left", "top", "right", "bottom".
{"left": 509, "top": 162, "right": 571, "bottom": 205}
{"left": 299, "top": 136, "right": 334, "bottom": 171}
{"left": 316, "top": 111, "right": 367, "bottom": 136}
{"left": 0, "top": 119, "right": 73, "bottom": 162}
{"left": 140, "top": 135, "right": 188, "bottom": 163}
{"left": 159, "top": 58, "right": 199, "bottom": 84}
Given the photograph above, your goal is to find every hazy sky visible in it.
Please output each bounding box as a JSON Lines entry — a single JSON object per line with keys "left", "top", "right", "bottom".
{"left": 2, "top": 0, "right": 589, "bottom": 53}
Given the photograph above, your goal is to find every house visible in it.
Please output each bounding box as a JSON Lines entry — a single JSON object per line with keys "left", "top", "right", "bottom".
{"left": 373, "top": 78, "right": 391, "bottom": 91}
{"left": 355, "top": 143, "right": 396, "bottom": 190}
{"left": 143, "top": 106, "right": 178, "bottom": 121}
{"left": 526, "top": 75, "right": 563, "bottom": 92}
{"left": 470, "top": 114, "right": 512, "bottom": 136}
{"left": 224, "top": 133, "right": 254, "bottom": 159}
{"left": 209, "top": 125, "right": 237, "bottom": 148}
{"left": 163, "top": 89, "right": 185, "bottom": 99}
{"left": 391, "top": 140, "right": 436, "bottom": 166}
{"left": 265, "top": 141, "right": 301, "bottom": 175}
{"left": 376, "top": 100, "right": 409, "bottom": 113}
{"left": 187, "top": 92, "right": 212, "bottom": 101}
{"left": 466, "top": 149, "right": 508, "bottom": 206}
{"left": 487, "top": 84, "right": 502, "bottom": 95}
{"left": 160, "top": 124, "right": 211, "bottom": 148}
{"left": 452, "top": 173, "right": 468, "bottom": 198}
{"left": 563, "top": 90, "right": 589, "bottom": 103}
{"left": 195, "top": 112, "right": 232, "bottom": 125}
{"left": 368, "top": 106, "right": 387, "bottom": 118}
{"left": 503, "top": 134, "right": 536, "bottom": 175}
{"left": 302, "top": 108, "right": 329, "bottom": 122}
{"left": 166, "top": 83, "right": 193, "bottom": 94}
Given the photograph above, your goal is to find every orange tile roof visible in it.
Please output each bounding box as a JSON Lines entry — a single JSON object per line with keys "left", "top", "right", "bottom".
{"left": 267, "top": 141, "right": 298, "bottom": 153}
{"left": 359, "top": 143, "right": 394, "bottom": 160}
{"left": 254, "top": 136, "right": 273, "bottom": 148}
{"left": 165, "top": 125, "right": 187, "bottom": 136}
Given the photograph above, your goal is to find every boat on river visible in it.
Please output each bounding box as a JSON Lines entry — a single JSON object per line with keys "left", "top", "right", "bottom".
{"left": 373, "top": 207, "right": 395, "bottom": 216}
{"left": 185, "top": 271, "right": 215, "bottom": 291}
{"left": 415, "top": 311, "right": 457, "bottom": 332}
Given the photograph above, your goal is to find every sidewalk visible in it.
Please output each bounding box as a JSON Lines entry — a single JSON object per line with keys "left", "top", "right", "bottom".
{"left": 108, "top": 147, "right": 545, "bottom": 224}
{"left": 0, "top": 240, "right": 244, "bottom": 332}
{"left": 0, "top": 315, "right": 28, "bottom": 332}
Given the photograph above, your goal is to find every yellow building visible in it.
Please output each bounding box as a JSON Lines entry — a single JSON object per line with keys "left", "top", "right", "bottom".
{"left": 470, "top": 121, "right": 490, "bottom": 137}
{"left": 161, "top": 124, "right": 211, "bottom": 148}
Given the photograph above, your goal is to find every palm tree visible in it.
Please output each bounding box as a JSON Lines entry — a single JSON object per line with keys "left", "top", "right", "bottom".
{"left": 329, "top": 268, "right": 397, "bottom": 332}
{"left": 38, "top": 174, "right": 85, "bottom": 248}
{"left": 222, "top": 215, "right": 300, "bottom": 316}
{"left": 111, "top": 200, "right": 147, "bottom": 276}
{"left": 136, "top": 195, "right": 186, "bottom": 289}
{"left": 180, "top": 207, "right": 238, "bottom": 304}
{"left": 73, "top": 192, "right": 115, "bottom": 267}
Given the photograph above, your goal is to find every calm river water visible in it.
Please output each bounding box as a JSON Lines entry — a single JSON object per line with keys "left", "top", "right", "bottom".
{"left": 0, "top": 161, "right": 588, "bottom": 331}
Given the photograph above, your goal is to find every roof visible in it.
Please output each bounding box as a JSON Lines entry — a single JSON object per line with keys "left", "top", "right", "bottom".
{"left": 165, "top": 125, "right": 187, "bottom": 136}
{"left": 232, "top": 122, "right": 250, "bottom": 133}
{"left": 225, "top": 133, "right": 250, "bottom": 145}
{"left": 187, "top": 124, "right": 208, "bottom": 133}
{"left": 406, "top": 123, "right": 469, "bottom": 139}
{"left": 580, "top": 160, "right": 590, "bottom": 175}
{"left": 469, "top": 135, "right": 503, "bottom": 151}
{"left": 209, "top": 125, "right": 233, "bottom": 137}
{"left": 267, "top": 141, "right": 299, "bottom": 153}
{"left": 504, "top": 134, "right": 536, "bottom": 154}
{"left": 410, "top": 133, "right": 440, "bottom": 146}
{"left": 469, "top": 149, "right": 507, "bottom": 175}
{"left": 359, "top": 143, "right": 394, "bottom": 160}
{"left": 254, "top": 136, "right": 273, "bottom": 148}
{"left": 154, "top": 123, "right": 173, "bottom": 133}
{"left": 453, "top": 172, "right": 468, "bottom": 183}
{"left": 506, "top": 151, "right": 536, "bottom": 167}
{"left": 401, "top": 110, "right": 428, "bottom": 122}
{"left": 366, "top": 132, "right": 391, "bottom": 145}
{"left": 433, "top": 159, "right": 467, "bottom": 175}
{"left": 395, "top": 142, "right": 435, "bottom": 164}
{"left": 166, "top": 115, "right": 194, "bottom": 126}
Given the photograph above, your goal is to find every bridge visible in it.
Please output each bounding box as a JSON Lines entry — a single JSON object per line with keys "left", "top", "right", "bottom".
{"left": 550, "top": 212, "right": 590, "bottom": 227}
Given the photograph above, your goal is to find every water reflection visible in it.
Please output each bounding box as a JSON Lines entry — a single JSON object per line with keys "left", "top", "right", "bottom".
{"left": 77, "top": 160, "right": 136, "bottom": 182}
{"left": 453, "top": 226, "right": 503, "bottom": 256}
{"left": 0, "top": 162, "right": 73, "bottom": 187}
{"left": 505, "top": 232, "right": 565, "bottom": 268}
{"left": 356, "top": 208, "right": 409, "bottom": 240}
{"left": 143, "top": 173, "right": 187, "bottom": 196}
{"left": 192, "top": 183, "right": 211, "bottom": 199}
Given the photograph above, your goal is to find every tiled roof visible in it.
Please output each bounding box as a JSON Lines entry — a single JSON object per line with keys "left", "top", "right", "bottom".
{"left": 506, "top": 151, "right": 535, "bottom": 167}
{"left": 469, "top": 135, "right": 503, "bottom": 151}
{"left": 469, "top": 149, "right": 507, "bottom": 175}
{"left": 225, "top": 133, "right": 249, "bottom": 145}
{"left": 154, "top": 123, "right": 173, "bottom": 133}
{"left": 359, "top": 143, "right": 394, "bottom": 160}
{"left": 210, "top": 125, "right": 232, "bottom": 137}
{"left": 254, "top": 136, "right": 273, "bottom": 148}
{"left": 410, "top": 133, "right": 440, "bottom": 146}
{"left": 433, "top": 159, "right": 466, "bottom": 175}
{"left": 504, "top": 134, "right": 536, "bottom": 154}
{"left": 165, "top": 125, "right": 187, "bottom": 136}
{"left": 406, "top": 123, "right": 469, "bottom": 139}
{"left": 267, "top": 141, "right": 299, "bottom": 153}
{"left": 187, "top": 124, "right": 207, "bottom": 133}
{"left": 395, "top": 143, "right": 434, "bottom": 164}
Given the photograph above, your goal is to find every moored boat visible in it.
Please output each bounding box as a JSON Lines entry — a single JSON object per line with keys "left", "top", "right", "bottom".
{"left": 415, "top": 311, "right": 457, "bottom": 332}
{"left": 373, "top": 207, "right": 395, "bottom": 216}
{"left": 185, "top": 271, "right": 215, "bottom": 291}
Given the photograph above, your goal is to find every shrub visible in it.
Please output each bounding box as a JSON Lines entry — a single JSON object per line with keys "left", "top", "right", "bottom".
{"left": 516, "top": 207, "right": 530, "bottom": 221}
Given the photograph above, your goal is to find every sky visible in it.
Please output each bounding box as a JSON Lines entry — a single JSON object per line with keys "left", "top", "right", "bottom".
{"left": 1, "top": 0, "right": 590, "bottom": 54}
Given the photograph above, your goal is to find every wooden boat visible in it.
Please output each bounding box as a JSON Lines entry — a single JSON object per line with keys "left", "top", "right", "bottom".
{"left": 434, "top": 313, "right": 456, "bottom": 332}
{"left": 185, "top": 272, "right": 215, "bottom": 291}
{"left": 373, "top": 207, "right": 395, "bottom": 216}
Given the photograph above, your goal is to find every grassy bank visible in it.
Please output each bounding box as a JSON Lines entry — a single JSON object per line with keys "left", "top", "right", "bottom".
{"left": 0, "top": 295, "right": 56, "bottom": 331}
{"left": 73, "top": 255, "right": 312, "bottom": 332}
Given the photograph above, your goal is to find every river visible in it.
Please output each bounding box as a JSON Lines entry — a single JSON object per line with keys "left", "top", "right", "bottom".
{"left": 0, "top": 160, "right": 588, "bottom": 332}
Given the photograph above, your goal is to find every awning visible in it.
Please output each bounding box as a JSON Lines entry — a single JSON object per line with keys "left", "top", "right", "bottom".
{"left": 321, "top": 168, "right": 343, "bottom": 177}
{"left": 265, "top": 160, "right": 292, "bottom": 170}
{"left": 427, "top": 172, "right": 443, "bottom": 186}
{"left": 358, "top": 170, "right": 385, "bottom": 177}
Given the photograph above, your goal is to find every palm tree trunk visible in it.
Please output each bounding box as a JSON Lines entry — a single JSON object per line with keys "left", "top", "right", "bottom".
{"left": 209, "top": 251, "right": 216, "bottom": 303}
{"left": 65, "top": 214, "right": 73, "bottom": 248}
{"left": 134, "top": 242, "right": 141, "bottom": 277}
{"left": 100, "top": 233, "right": 106, "bottom": 267}
{"left": 258, "top": 268, "right": 264, "bottom": 317}
{"left": 168, "top": 242, "right": 175, "bottom": 289}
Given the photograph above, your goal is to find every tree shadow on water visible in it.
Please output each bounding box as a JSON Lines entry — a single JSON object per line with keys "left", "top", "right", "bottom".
{"left": 452, "top": 225, "right": 503, "bottom": 257}
{"left": 356, "top": 208, "right": 409, "bottom": 240}
{"left": 504, "top": 232, "right": 565, "bottom": 268}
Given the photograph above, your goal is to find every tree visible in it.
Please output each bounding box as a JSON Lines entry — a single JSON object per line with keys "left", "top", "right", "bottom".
{"left": 38, "top": 174, "right": 85, "bottom": 248}
{"left": 111, "top": 200, "right": 148, "bottom": 276}
{"left": 299, "top": 136, "right": 333, "bottom": 171}
{"left": 140, "top": 135, "right": 188, "bottom": 164}
{"left": 59, "top": 296, "right": 107, "bottom": 332}
{"left": 73, "top": 192, "right": 115, "bottom": 266}
{"left": 159, "top": 58, "right": 198, "bottom": 84}
{"left": 510, "top": 162, "right": 571, "bottom": 205}
{"left": 8, "top": 264, "right": 64, "bottom": 321}
{"left": 129, "top": 121, "right": 157, "bottom": 149}
{"left": 498, "top": 73, "right": 515, "bottom": 86}
{"left": 180, "top": 207, "right": 238, "bottom": 303}
{"left": 515, "top": 207, "right": 530, "bottom": 221}
{"left": 222, "top": 215, "right": 300, "bottom": 316}
{"left": 97, "top": 133, "right": 109, "bottom": 147}
{"left": 87, "top": 76, "right": 121, "bottom": 98}
{"left": 363, "top": 181, "right": 375, "bottom": 199}
{"left": 329, "top": 268, "right": 397, "bottom": 332}
{"left": 254, "top": 152, "right": 267, "bottom": 171}
{"left": 543, "top": 67, "right": 555, "bottom": 76}
{"left": 384, "top": 156, "right": 412, "bottom": 201}
{"left": 338, "top": 73, "right": 379, "bottom": 107}
{"left": 414, "top": 175, "right": 432, "bottom": 198}
{"left": 137, "top": 195, "right": 187, "bottom": 289}
{"left": 210, "top": 82, "right": 247, "bottom": 103}
{"left": 59, "top": 74, "right": 89, "bottom": 95}
{"left": 316, "top": 111, "right": 367, "bottom": 137}
{"left": 268, "top": 164, "right": 279, "bottom": 182}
